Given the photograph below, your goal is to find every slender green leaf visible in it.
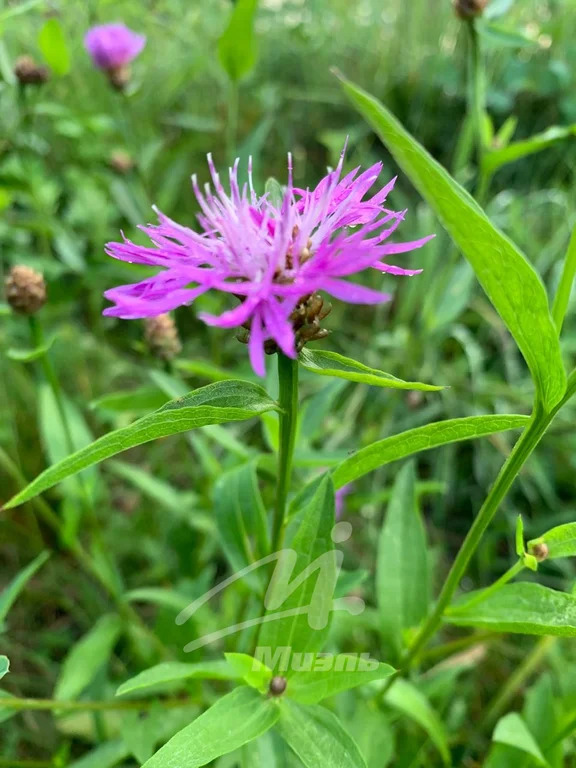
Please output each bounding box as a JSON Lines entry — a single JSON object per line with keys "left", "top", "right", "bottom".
{"left": 142, "top": 686, "right": 279, "bottom": 768}
{"left": 287, "top": 657, "right": 394, "bottom": 705}
{"left": 214, "top": 461, "right": 269, "bottom": 583}
{"left": 125, "top": 588, "right": 198, "bottom": 613}
{"left": 55, "top": 614, "right": 122, "bottom": 700}
{"left": 298, "top": 349, "right": 443, "bottom": 392}
{"left": 0, "top": 551, "right": 50, "bottom": 627}
{"left": 68, "top": 706, "right": 199, "bottom": 768}
{"left": 225, "top": 653, "right": 272, "bottom": 691}
{"left": 121, "top": 710, "right": 158, "bottom": 764}
{"left": 173, "top": 359, "right": 238, "bottom": 382}
{"left": 38, "top": 18, "right": 70, "bottom": 75}
{"left": 333, "top": 414, "right": 529, "bottom": 488}
{"left": 493, "top": 713, "right": 549, "bottom": 766}
{"left": 0, "top": 0, "right": 44, "bottom": 23}
{"left": 6, "top": 336, "right": 55, "bottom": 362}
{"left": 0, "top": 657, "right": 9, "bottom": 681}
{"left": 90, "top": 387, "right": 169, "bottom": 413}
{"left": 528, "top": 523, "right": 576, "bottom": 560}
{"left": 552, "top": 223, "right": 576, "bottom": 334}
{"left": 377, "top": 463, "right": 429, "bottom": 662}
{"left": 478, "top": 22, "right": 537, "bottom": 48}
{"left": 218, "top": 0, "right": 259, "bottom": 82}
{"left": 446, "top": 583, "right": 576, "bottom": 636}
{"left": 4, "top": 380, "right": 278, "bottom": 509}
{"left": 117, "top": 660, "right": 239, "bottom": 697}
{"left": 107, "top": 461, "right": 201, "bottom": 524}
{"left": 277, "top": 698, "right": 366, "bottom": 768}
{"left": 483, "top": 125, "right": 576, "bottom": 177}
{"left": 339, "top": 74, "right": 566, "bottom": 410}
{"left": 384, "top": 679, "right": 450, "bottom": 765}
{"left": 258, "top": 474, "right": 336, "bottom": 664}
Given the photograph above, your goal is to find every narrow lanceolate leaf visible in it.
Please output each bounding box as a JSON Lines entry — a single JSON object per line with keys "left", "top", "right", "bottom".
{"left": 493, "top": 713, "right": 549, "bottom": 767}
{"left": 3, "top": 381, "right": 278, "bottom": 509}
{"left": 214, "top": 461, "right": 269, "bottom": 584}
{"left": 339, "top": 75, "right": 566, "bottom": 411}
{"left": 258, "top": 474, "right": 336, "bottom": 664}
{"left": 384, "top": 679, "right": 450, "bottom": 766}
{"left": 287, "top": 657, "right": 394, "bottom": 705}
{"left": 298, "top": 349, "right": 443, "bottom": 392}
{"left": 225, "top": 653, "right": 272, "bottom": 691}
{"left": 333, "top": 414, "right": 529, "bottom": 489}
{"left": 483, "top": 124, "right": 576, "bottom": 177}
{"left": 0, "top": 656, "right": 9, "bottom": 681}
{"left": 38, "top": 17, "right": 70, "bottom": 75}
{"left": 142, "top": 686, "right": 279, "bottom": 768}
{"left": 55, "top": 614, "right": 122, "bottom": 701}
{"left": 377, "top": 463, "right": 429, "bottom": 662}
{"left": 116, "top": 661, "right": 239, "bottom": 698}
{"left": 528, "top": 523, "right": 576, "bottom": 561}
{"left": 446, "top": 583, "right": 576, "bottom": 636}
{"left": 277, "top": 699, "right": 366, "bottom": 768}
{"left": 0, "top": 551, "right": 50, "bottom": 627}
{"left": 218, "top": 0, "right": 259, "bottom": 82}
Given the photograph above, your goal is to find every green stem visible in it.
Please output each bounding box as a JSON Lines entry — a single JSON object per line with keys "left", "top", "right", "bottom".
{"left": 401, "top": 411, "right": 550, "bottom": 668}
{"left": 0, "top": 760, "right": 54, "bottom": 768}
{"left": 466, "top": 19, "right": 489, "bottom": 205}
{"left": 29, "top": 316, "right": 75, "bottom": 456}
{"left": 482, "top": 635, "right": 556, "bottom": 728}
{"left": 0, "top": 696, "right": 190, "bottom": 712}
{"left": 272, "top": 353, "right": 299, "bottom": 551}
{"left": 552, "top": 222, "right": 576, "bottom": 335}
{"left": 445, "top": 559, "right": 525, "bottom": 615}
{"left": 225, "top": 80, "right": 239, "bottom": 163}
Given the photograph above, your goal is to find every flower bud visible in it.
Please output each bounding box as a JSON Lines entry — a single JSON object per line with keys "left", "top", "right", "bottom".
{"left": 109, "top": 149, "right": 134, "bottom": 174}
{"left": 5, "top": 265, "right": 47, "bottom": 314}
{"left": 13, "top": 55, "right": 50, "bottom": 86}
{"left": 268, "top": 676, "right": 287, "bottom": 696}
{"left": 453, "top": 0, "right": 488, "bottom": 19}
{"left": 144, "top": 313, "right": 182, "bottom": 361}
{"left": 107, "top": 65, "right": 131, "bottom": 92}
{"left": 529, "top": 541, "right": 549, "bottom": 562}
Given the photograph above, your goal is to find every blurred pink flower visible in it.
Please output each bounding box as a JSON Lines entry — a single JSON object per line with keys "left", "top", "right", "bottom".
{"left": 103, "top": 147, "right": 433, "bottom": 375}
{"left": 335, "top": 483, "right": 353, "bottom": 519}
{"left": 84, "top": 23, "right": 145, "bottom": 70}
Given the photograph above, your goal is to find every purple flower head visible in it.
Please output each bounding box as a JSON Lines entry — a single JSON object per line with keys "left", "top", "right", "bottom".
{"left": 103, "top": 146, "right": 434, "bottom": 375}
{"left": 84, "top": 23, "right": 146, "bottom": 70}
{"left": 335, "top": 483, "right": 354, "bottom": 520}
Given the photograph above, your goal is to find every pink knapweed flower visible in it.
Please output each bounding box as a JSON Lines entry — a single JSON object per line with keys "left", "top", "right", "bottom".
{"left": 103, "top": 147, "right": 433, "bottom": 375}
{"left": 84, "top": 23, "right": 145, "bottom": 71}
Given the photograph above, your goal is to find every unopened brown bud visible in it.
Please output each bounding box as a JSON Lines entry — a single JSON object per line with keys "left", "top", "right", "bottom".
{"left": 13, "top": 55, "right": 50, "bottom": 86}
{"left": 107, "top": 65, "right": 131, "bottom": 91}
{"left": 268, "top": 676, "right": 287, "bottom": 696}
{"left": 109, "top": 150, "right": 134, "bottom": 174}
{"left": 5, "top": 265, "right": 46, "bottom": 314}
{"left": 453, "top": 0, "right": 488, "bottom": 18}
{"left": 144, "top": 314, "right": 182, "bottom": 361}
{"left": 530, "top": 542, "right": 549, "bottom": 562}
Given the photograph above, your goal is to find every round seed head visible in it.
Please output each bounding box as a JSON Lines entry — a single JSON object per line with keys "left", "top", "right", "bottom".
{"left": 5, "top": 265, "right": 47, "bottom": 314}
{"left": 144, "top": 313, "right": 182, "bottom": 361}
{"left": 13, "top": 55, "right": 50, "bottom": 86}
{"left": 453, "top": 0, "right": 488, "bottom": 18}
{"left": 268, "top": 676, "right": 287, "bottom": 697}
